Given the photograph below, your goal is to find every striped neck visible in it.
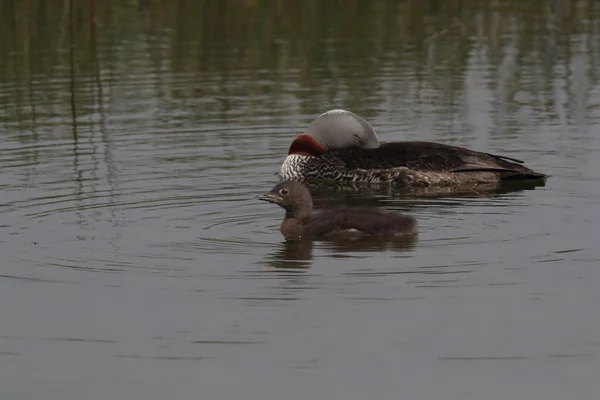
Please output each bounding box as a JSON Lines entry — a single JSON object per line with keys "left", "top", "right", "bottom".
{"left": 280, "top": 154, "right": 310, "bottom": 181}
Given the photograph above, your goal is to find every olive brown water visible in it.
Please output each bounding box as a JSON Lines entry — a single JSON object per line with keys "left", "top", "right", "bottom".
{"left": 2, "top": 1, "right": 600, "bottom": 399}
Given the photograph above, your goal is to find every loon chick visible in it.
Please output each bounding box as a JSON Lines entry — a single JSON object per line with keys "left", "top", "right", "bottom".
{"left": 280, "top": 109, "right": 546, "bottom": 187}
{"left": 256, "top": 181, "right": 418, "bottom": 240}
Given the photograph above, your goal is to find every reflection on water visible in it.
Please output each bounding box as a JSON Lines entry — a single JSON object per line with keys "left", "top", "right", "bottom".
{"left": 261, "top": 234, "right": 419, "bottom": 269}
{"left": 262, "top": 240, "right": 314, "bottom": 270}
{"left": 2, "top": 0, "right": 600, "bottom": 133}
{"left": 2, "top": 1, "right": 600, "bottom": 399}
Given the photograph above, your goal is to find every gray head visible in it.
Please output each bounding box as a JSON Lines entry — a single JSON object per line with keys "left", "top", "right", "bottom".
{"left": 287, "top": 110, "right": 381, "bottom": 156}
{"left": 256, "top": 181, "right": 313, "bottom": 219}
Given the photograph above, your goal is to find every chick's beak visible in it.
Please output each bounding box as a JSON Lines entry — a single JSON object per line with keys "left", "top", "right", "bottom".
{"left": 255, "top": 192, "right": 283, "bottom": 205}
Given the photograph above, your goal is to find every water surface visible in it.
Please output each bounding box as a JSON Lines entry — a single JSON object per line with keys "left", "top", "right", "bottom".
{"left": 1, "top": 1, "right": 600, "bottom": 399}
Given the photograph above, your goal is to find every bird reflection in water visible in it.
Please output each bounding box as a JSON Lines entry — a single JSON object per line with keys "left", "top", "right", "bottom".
{"left": 262, "top": 234, "right": 418, "bottom": 270}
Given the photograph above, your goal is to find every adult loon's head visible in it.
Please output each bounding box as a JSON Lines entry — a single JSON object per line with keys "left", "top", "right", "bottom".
{"left": 287, "top": 110, "right": 381, "bottom": 157}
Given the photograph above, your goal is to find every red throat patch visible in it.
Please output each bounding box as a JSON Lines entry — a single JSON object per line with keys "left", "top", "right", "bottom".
{"left": 287, "top": 134, "right": 328, "bottom": 156}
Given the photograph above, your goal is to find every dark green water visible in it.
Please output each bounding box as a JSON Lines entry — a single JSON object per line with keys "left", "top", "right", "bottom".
{"left": 1, "top": 1, "right": 600, "bottom": 399}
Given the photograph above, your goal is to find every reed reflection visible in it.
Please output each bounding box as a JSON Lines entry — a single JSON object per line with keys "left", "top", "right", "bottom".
{"left": 1, "top": 0, "right": 598, "bottom": 134}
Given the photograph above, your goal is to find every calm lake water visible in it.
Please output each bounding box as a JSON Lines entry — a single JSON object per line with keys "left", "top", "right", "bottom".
{"left": 2, "top": 1, "right": 600, "bottom": 399}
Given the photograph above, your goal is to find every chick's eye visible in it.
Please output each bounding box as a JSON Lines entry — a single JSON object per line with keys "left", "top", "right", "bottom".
{"left": 279, "top": 188, "right": 289, "bottom": 195}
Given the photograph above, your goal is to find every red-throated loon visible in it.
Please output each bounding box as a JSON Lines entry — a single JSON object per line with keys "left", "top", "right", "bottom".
{"left": 280, "top": 110, "right": 546, "bottom": 187}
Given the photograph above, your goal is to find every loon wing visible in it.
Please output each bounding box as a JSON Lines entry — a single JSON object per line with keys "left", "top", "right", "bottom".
{"left": 330, "top": 141, "right": 540, "bottom": 176}
{"left": 306, "top": 207, "right": 417, "bottom": 237}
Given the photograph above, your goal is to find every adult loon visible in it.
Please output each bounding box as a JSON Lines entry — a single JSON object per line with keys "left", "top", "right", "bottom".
{"left": 279, "top": 110, "right": 546, "bottom": 187}
{"left": 257, "top": 181, "right": 418, "bottom": 240}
